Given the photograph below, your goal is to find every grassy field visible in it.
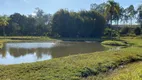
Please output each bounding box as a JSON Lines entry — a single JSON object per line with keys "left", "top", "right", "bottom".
{"left": 86, "top": 62, "right": 142, "bottom": 80}
{"left": 0, "top": 36, "right": 55, "bottom": 49}
{"left": 104, "top": 62, "right": 142, "bottom": 80}
{"left": 84, "top": 37, "right": 142, "bottom": 80}
{"left": 0, "top": 36, "right": 142, "bottom": 80}
{"left": 121, "top": 37, "right": 142, "bottom": 47}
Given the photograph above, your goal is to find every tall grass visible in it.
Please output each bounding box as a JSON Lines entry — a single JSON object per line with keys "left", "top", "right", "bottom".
{"left": 104, "top": 62, "right": 142, "bottom": 80}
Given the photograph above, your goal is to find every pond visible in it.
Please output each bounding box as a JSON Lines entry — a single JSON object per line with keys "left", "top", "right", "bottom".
{"left": 0, "top": 41, "right": 105, "bottom": 65}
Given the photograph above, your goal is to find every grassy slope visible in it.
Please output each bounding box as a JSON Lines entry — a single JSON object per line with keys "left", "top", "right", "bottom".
{"left": 0, "top": 37, "right": 142, "bottom": 80}
{"left": 121, "top": 37, "right": 142, "bottom": 47}
{"left": 104, "top": 62, "right": 142, "bottom": 80}
{"left": 85, "top": 37, "right": 142, "bottom": 80}
{"left": 86, "top": 62, "right": 142, "bottom": 80}
{"left": 104, "top": 37, "right": 142, "bottom": 80}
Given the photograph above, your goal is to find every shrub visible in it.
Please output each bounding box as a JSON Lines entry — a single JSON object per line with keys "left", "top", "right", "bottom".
{"left": 120, "top": 27, "right": 130, "bottom": 35}
{"left": 134, "top": 27, "right": 141, "bottom": 35}
{"left": 104, "top": 27, "right": 119, "bottom": 39}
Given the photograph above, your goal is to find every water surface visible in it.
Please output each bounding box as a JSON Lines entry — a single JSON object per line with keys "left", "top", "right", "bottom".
{"left": 0, "top": 41, "right": 105, "bottom": 64}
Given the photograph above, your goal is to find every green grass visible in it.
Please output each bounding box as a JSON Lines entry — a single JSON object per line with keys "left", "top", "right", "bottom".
{"left": 0, "top": 37, "right": 142, "bottom": 80}
{"left": 86, "top": 62, "right": 142, "bottom": 80}
{"left": 0, "top": 36, "right": 57, "bottom": 43}
{"left": 104, "top": 62, "right": 142, "bottom": 80}
{"left": 84, "top": 37, "right": 142, "bottom": 80}
{"left": 0, "top": 36, "right": 103, "bottom": 42}
{"left": 101, "top": 40, "right": 128, "bottom": 46}
{"left": 0, "top": 36, "right": 53, "bottom": 40}
{"left": 56, "top": 38, "right": 103, "bottom": 41}
{"left": 121, "top": 37, "right": 142, "bottom": 47}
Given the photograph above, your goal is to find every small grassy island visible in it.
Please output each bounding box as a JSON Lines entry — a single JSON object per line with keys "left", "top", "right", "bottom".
{"left": 101, "top": 40, "right": 129, "bottom": 46}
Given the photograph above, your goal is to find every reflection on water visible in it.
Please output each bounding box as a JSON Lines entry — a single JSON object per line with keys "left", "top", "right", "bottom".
{"left": 0, "top": 41, "right": 105, "bottom": 64}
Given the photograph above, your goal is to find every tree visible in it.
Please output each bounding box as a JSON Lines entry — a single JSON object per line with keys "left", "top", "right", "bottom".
{"left": 8, "top": 13, "right": 28, "bottom": 35}
{"left": 51, "top": 9, "right": 73, "bottom": 37}
{"left": 113, "top": 6, "right": 122, "bottom": 27}
{"left": 137, "top": 5, "right": 142, "bottom": 29}
{"left": 0, "top": 15, "right": 10, "bottom": 36}
{"left": 126, "top": 5, "right": 137, "bottom": 26}
{"left": 33, "top": 8, "right": 52, "bottom": 36}
{"left": 122, "top": 8, "right": 129, "bottom": 25}
{"left": 105, "top": 0, "right": 120, "bottom": 25}
{"left": 120, "top": 27, "right": 130, "bottom": 35}
{"left": 1, "top": 9, "right": 52, "bottom": 36}
{"left": 90, "top": 3, "right": 107, "bottom": 15}
{"left": 134, "top": 27, "right": 141, "bottom": 35}
{"left": 104, "top": 0, "right": 120, "bottom": 39}
{"left": 51, "top": 9, "right": 106, "bottom": 38}
{"left": 138, "top": 11, "right": 142, "bottom": 29}
{"left": 104, "top": 27, "right": 119, "bottom": 39}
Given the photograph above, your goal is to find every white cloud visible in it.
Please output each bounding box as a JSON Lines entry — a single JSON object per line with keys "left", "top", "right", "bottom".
{"left": 31, "top": 12, "right": 36, "bottom": 16}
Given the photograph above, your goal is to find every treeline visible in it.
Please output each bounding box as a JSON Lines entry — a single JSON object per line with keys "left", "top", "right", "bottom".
{"left": 90, "top": 0, "right": 142, "bottom": 37}
{"left": 51, "top": 9, "right": 105, "bottom": 38}
{"left": 0, "top": 8, "right": 52, "bottom": 36}
{"left": 0, "top": 0, "right": 142, "bottom": 38}
{"left": 0, "top": 8, "right": 106, "bottom": 38}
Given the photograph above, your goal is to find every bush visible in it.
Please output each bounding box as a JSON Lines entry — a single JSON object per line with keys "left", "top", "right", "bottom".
{"left": 120, "top": 26, "right": 141, "bottom": 36}
{"left": 104, "top": 28, "right": 119, "bottom": 39}
{"left": 134, "top": 27, "right": 141, "bottom": 35}
{"left": 120, "top": 27, "right": 130, "bottom": 35}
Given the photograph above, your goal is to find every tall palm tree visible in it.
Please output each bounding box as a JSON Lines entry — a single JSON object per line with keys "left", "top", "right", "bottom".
{"left": 137, "top": 5, "right": 142, "bottom": 28}
{"left": 105, "top": 0, "right": 120, "bottom": 26}
{"left": 105, "top": 0, "right": 120, "bottom": 39}
{"left": 0, "top": 15, "right": 10, "bottom": 37}
{"left": 126, "top": 5, "right": 137, "bottom": 26}
{"left": 122, "top": 8, "right": 129, "bottom": 25}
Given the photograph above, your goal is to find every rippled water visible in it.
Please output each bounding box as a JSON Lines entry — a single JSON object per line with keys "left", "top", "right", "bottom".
{"left": 0, "top": 41, "right": 105, "bottom": 64}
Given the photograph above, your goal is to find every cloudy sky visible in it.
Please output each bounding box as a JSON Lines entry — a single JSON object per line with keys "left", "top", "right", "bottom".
{"left": 0, "top": 0, "right": 141, "bottom": 15}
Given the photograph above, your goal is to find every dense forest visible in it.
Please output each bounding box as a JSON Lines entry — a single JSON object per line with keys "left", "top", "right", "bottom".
{"left": 0, "top": 0, "right": 142, "bottom": 38}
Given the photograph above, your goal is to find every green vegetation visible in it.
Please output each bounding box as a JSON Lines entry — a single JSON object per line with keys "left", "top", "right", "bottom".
{"left": 104, "top": 62, "right": 142, "bottom": 80}
{"left": 121, "top": 37, "right": 142, "bottom": 47}
{"left": 101, "top": 40, "right": 128, "bottom": 46}
{"left": 120, "top": 26, "right": 142, "bottom": 36}
{"left": 0, "top": 15, "right": 10, "bottom": 36}
{"left": 52, "top": 10, "right": 105, "bottom": 38}
{"left": 0, "top": 36, "right": 55, "bottom": 49}
{"left": 0, "top": 42, "right": 3, "bottom": 49}
{"left": 104, "top": 28, "right": 120, "bottom": 39}
{"left": 0, "top": 36, "right": 54, "bottom": 41}
{"left": 105, "top": 0, "right": 120, "bottom": 26}
{"left": 0, "top": 0, "right": 141, "bottom": 38}
{"left": 0, "top": 37, "right": 141, "bottom": 80}
{"left": 0, "top": 0, "right": 142, "bottom": 80}
{"left": 85, "top": 62, "right": 142, "bottom": 80}
{"left": 56, "top": 37, "right": 103, "bottom": 41}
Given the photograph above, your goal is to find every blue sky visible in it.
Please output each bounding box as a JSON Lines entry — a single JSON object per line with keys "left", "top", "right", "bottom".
{"left": 0, "top": 0, "right": 141, "bottom": 15}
